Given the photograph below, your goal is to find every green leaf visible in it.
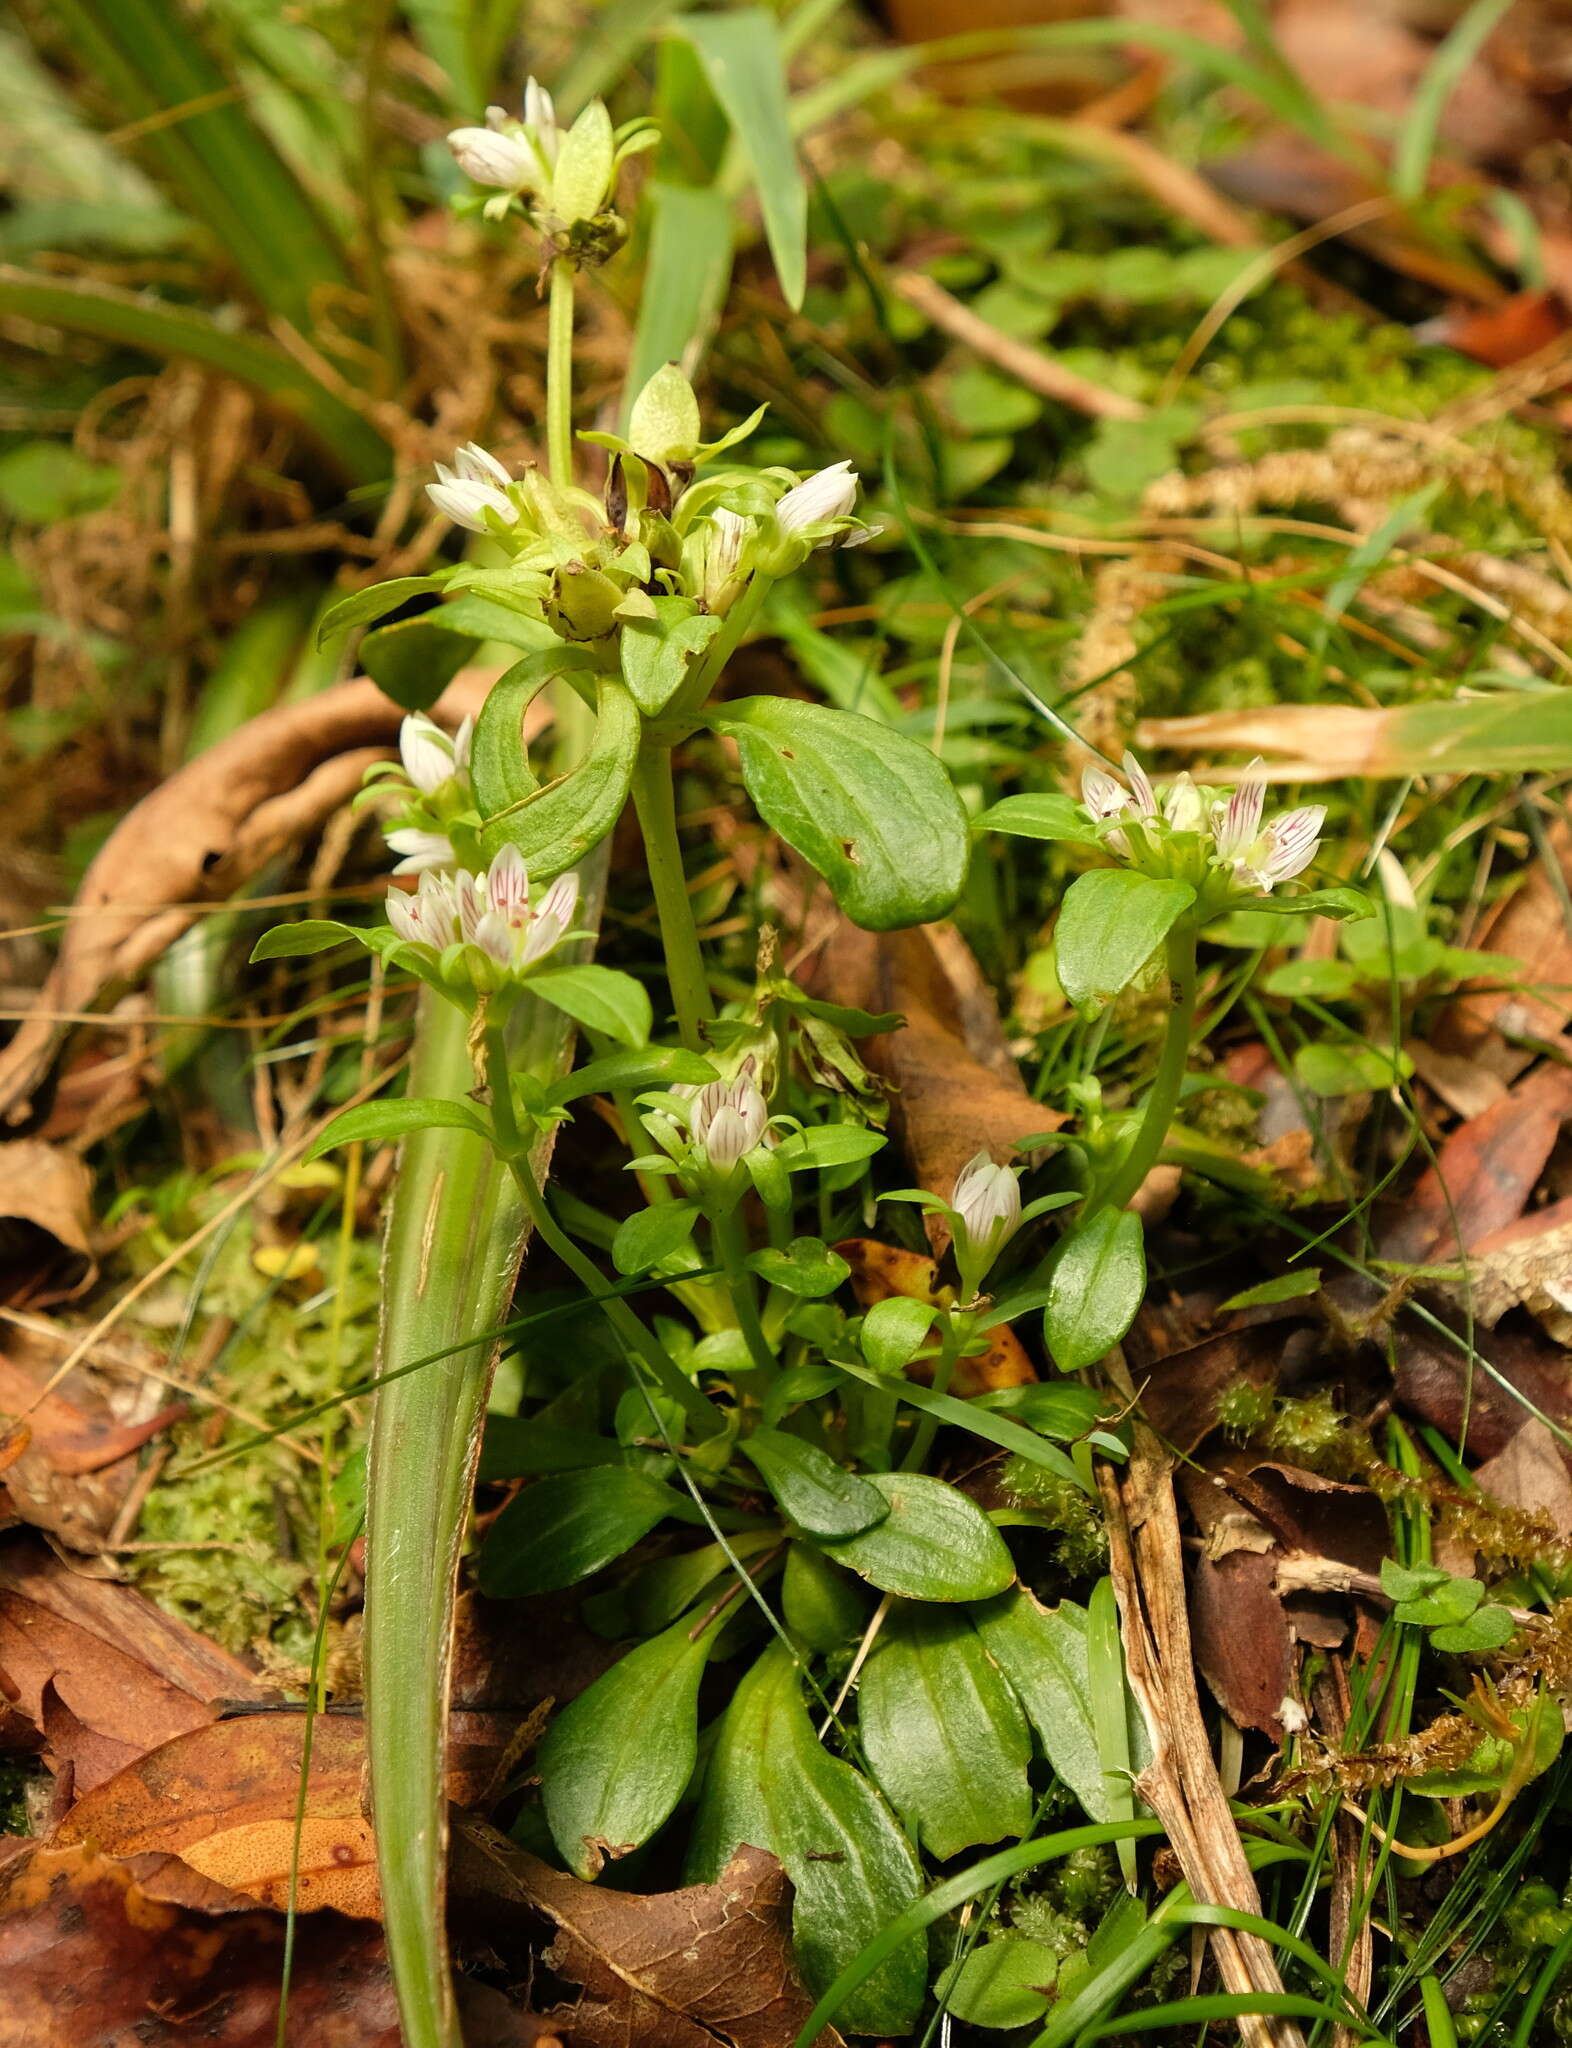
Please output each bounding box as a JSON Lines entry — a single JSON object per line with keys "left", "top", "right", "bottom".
{"left": 612, "top": 1199, "right": 700, "bottom": 1275}
{"left": 1431, "top": 1605, "right": 1515, "bottom": 1655}
{"left": 680, "top": 11, "right": 806, "bottom": 310}
{"left": 754, "top": 1644, "right": 926, "bottom": 2032}
{"left": 747, "top": 1236, "right": 849, "bottom": 1298}
{"left": 477, "top": 1420, "right": 626, "bottom": 1481}
{"left": 833, "top": 1361, "right": 1088, "bottom": 1493}
{"left": 0, "top": 268, "right": 390, "bottom": 484}
{"left": 529, "top": 964, "right": 651, "bottom": 1048}
{"left": 479, "top": 1466, "right": 678, "bottom": 1598}
{"left": 971, "top": 1590, "right": 1110, "bottom": 1819}
{"left": 818, "top": 1471, "right": 1015, "bottom": 1601}
{"left": 858, "top": 1603, "right": 1032, "bottom": 1859}
{"left": 553, "top": 1046, "right": 716, "bottom": 1106}
{"left": 708, "top": 697, "right": 969, "bottom": 931}
{"left": 359, "top": 615, "right": 475, "bottom": 715}
{"left": 250, "top": 918, "right": 361, "bottom": 961}
{"left": 1379, "top": 1558, "right": 1448, "bottom": 1603}
{"left": 781, "top": 1540, "right": 869, "bottom": 1652}
{"left": 1393, "top": 1575, "right": 1482, "bottom": 1628}
{"left": 304, "top": 1097, "right": 492, "bottom": 1160}
{"left": 1218, "top": 1269, "right": 1322, "bottom": 1312}
{"left": 1262, "top": 958, "right": 1360, "bottom": 1001}
{"left": 317, "top": 578, "right": 443, "bottom": 646}
{"left": 739, "top": 1428, "right": 888, "bottom": 1538}
{"left": 1043, "top": 1208, "right": 1145, "bottom": 1373}
{"left": 0, "top": 441, "right": 119, "bottom": 523}
{"left": 936, "top": 1938, "right": 1060, "bottom": 2029}
{"left": 625, "top": 182, "right": 734, "bottom": 424}
{"left": 471, "top": 652, "right": 590, "bottom": 823}
{"left": 976, "top": 791, "right": 1100, "bottom": 846}
{"left": 861, "top": 1296, "right": 938, "bottom": 1374}
{"left": 620, "top": 596, "right": 724, "bottom": 715}
{"left": 538, "top": 1612, "right": 713, "bottom": 1878}
{"left": 1055, "top": 870, "right": 1194, "bottom": 1010}
{"left": 972, "top": 1382, "right": 1108, "bottom": 1441}
{"left": 1245, "top": 884, "right": 1372, "bottom": 921}
{"left": 685, "top": 1642, "right": 780, "bottom": 1887}
{"left": 1294, "top": 1040, "right": 1411, "bottom": 1097}
{"left": 479, "top": 675, "right": 641, "bottom": 881}
{"left": 775, "top": 1124, "right": 887, "bottom": 1170}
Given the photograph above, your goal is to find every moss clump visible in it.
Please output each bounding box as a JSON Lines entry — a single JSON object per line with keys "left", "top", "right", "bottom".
{"left": 999, "top": 1455, "right": 1108, "bottom": 1577}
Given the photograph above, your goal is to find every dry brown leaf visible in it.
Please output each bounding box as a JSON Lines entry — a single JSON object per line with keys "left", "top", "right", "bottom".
{"left": 0, "top": 1533, "right": 261, "bottom": 1787}
{"left": 1450, "top": 1196, "right": 1572, "bottom": 1338}
{"left": 55, "top": 1709, "right": 508, "bottom": 1917}
{"left": 1474, "top": 1418, "right": 1572, "bottom": 1544}
{"left": 807, "top": 921, "right": 1061, "bottom": 1255}
{"left": 1380, "top": 1060, "right": 1572, "bottom": 1264}
{"left": 0, "top": 1838, "right": 550, "bottom": 2047}
{"left": 0, "top": 1325, "right": 185, "bottom": 1549}
{"left": 0, "top": 1143, "right": 96, "bottom": 1303}
{"left": 453, "top": 1823, "right": 840, "bottom": 2048}
{"left": 0, "top": 669, "right": 521, "bottom": 1128}
{"left": 836, "top": 1238, "right": 1036, "bottom": 1392}
{"left": 1395, "top": 1316, "right": 1572, "bottom": 1461}
{"left": 1438, "top": 819, "right": 1572, "bottom": 1069}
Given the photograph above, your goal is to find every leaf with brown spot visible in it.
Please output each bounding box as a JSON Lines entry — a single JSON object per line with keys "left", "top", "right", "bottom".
{"left": 0, "top": 1533, "right": 261, "bottom": 1785}
{"left": 836, "top": 1238, "right": 1035, "bottom": 1393}
{"left": 55, "top": 1709, "right": 511, "bottom": 1918}
{"left": 452, "top": 1822, "right": 842, "bottom": 2048}
{"left": 807, "top": 921, "right": 1061, "bottom": 1255}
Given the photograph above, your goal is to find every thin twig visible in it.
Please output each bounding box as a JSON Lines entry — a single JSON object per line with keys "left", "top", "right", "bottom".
{"left": 892, "top": 272, "right": 1147, "bottom": 422}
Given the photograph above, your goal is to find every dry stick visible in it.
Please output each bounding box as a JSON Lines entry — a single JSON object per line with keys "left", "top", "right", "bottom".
{"left": 892, "top": 272, "right": 1147, "bottom": 423}
{"left": 1097, "top": 1352, "right": 1306, "bottom": 2048}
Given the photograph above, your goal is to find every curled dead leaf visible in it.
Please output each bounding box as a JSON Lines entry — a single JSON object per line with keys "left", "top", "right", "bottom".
{"left": 0, "top": 1143, "right": 96, "bottom": 1302}
{"left": 836, "top": 1237, "right": 1035, "bottom": 1393}
{"left": 0, "top": 669, "right": 527, "bottom": 1128}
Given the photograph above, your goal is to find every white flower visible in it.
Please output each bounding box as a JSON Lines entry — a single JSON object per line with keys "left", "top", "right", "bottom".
{"left": 701, "top": 507, "right": 753, "bottom": 609}
{"left": 398, "top": 713, "right": 460, "bottom": 796}
{"left": 776, "top": 461, "right": 859, "bottom": 535}
{"left": 426, "top": 449, "right": 518, "bottom": 534}
{"left": 447, "top": 125, "right": 539, "bottom": 190}
{"left": 1081, "top": 764, "right": 1130, "bottom": 822}
{"left": 950, "top": 1151, "right": 1022, "bottom": 1273}
{"left": 1253, "top": 805, "right": 1325, "bottom": 888}
{"left": 1121, "top": 751, "right": 1159, "bottom": 820}
{"left": 1211, "top": 759, "right": 1266, "bottom": 863}
{"left": 451, "top": 714, "right": 474, "bottom": 772}
{"left": 686, "top": 1061, "right": 770, "bottom": 1174}
{"left": 387, "top": 826, "right": 456, "bottom": 874}
{"left": 387, "top": 868, "right": 458, "bottom": 944}
{"left": 386, "top": 848, "right": 579, "bottom": 975}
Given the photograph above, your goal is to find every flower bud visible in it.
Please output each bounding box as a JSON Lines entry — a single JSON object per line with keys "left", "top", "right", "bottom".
{"left": 687, "top": 1063, "right": 770, "bottom": 1175}
{"left": 776, "top": 461, "right": 859, "bottom": 535}
{"left": 427, "top": 449, "right": 518, "bottom": 533}
{"left": 398, "top": 713, "right": 461, "bottom": 796}
{"left": 950, "top": 1150, "right": 1022, "bottom": 1277}
{"left": 448, "top": 126, "right": 539, "bottom": 191}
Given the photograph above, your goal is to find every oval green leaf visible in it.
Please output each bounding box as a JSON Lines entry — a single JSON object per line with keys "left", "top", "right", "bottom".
{"left": 478, "top": 1466, "right": 677, "bottom": 1599}
{"left": 817, "top": 1471, "right": 1015, "bottom": 1601}
{"left": 1055, "top": 869, "right": 1194, "bottom": 1010}
{"left": 708, "top": 696, "right": 968, "bottom": 931}
{"left": 739, "top": 1427, "right": 888, "bottom": 1538}
{"left": 1042, "top": 1207, "right": 1145, "bottom": 1373}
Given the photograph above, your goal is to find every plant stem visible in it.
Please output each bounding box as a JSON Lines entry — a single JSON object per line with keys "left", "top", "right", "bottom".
{"left": 546, "top": 257, "right": 575, "bottom": 485}
{"left": 485, "top": 1027, "right": 717, "bottom": 1436}
{"left": 900, "top": 1317, "right": 963, "bottom": 1473}
{"left": 1091, "top": 924, "right": 1199, "bottom": 1217}
{"left": 630, "top": 740, "right": 714, "bottom": 1052}
{"left": 710, "top": 1205, "right": 776, "bottom": 1383}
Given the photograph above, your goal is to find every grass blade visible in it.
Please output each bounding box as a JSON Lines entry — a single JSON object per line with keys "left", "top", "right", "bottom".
{"left": 43, "top": 0, "right": 353, "bottom": 329}
{"left": 682, "top": 9, "right": 806, "bottom": 311}
{"left": 1393, "top": 0, "right": 1515, "bottom": 202}
{"left": 0, "top": 266, "right": 390, "bottom": 483}
{"left": 366, "top": 859, "right": 604, "bottom": 2048}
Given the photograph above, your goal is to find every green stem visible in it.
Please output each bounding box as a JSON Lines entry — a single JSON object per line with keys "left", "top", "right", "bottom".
{"left": 485, "top": 1028, "right": 717, "bottom": 1436}
{"left": 546, "top": 257, "right": 575, "bottom": 484}
{"left": 630, "top": 740, "right": 714, "bottom": 1052}
{"left": 1091, "top": 924, "right": 1198, "bottom": 1216}
{"left": 711, "top": 1205, "right": 776, "bottom": 1383}
{"left": 900, "top": 1318, "right": 963, "bottom": 1473}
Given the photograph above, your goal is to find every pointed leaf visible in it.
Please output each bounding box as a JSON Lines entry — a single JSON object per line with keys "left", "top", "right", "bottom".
{"left": 1042, "top": 1208, "right": 1145, "bottom": 1372}
{"left": 739, "top": 1427, "right": 888, "bottom": 1538}
{"left": 1056, "top": 869, "right": 1194, "bottom": 1010}
{"left": 817, "top": 1471, "right": 1014, "bottom": 1601}
{"left": 305, "top": 1097, "right": 492, "bottom": 1159}
{"left": 680, "top": 11, "right": 806, "bottom": 310}
{"left": 479, "top": 1467, "right": 680, "bottom": 1598}
{"left": 529, "top": 964, "right": 651, "bottom": 1048}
